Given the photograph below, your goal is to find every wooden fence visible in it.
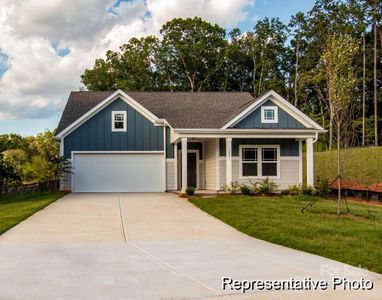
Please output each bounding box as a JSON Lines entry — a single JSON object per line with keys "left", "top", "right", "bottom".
{"left": 0, "top": 180, "right": 59, "bottom": 199}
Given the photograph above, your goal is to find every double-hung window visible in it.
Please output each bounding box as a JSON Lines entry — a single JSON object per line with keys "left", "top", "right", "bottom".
{"left": 240, "top": 145, "right": 279, "bottom": 178}
{"left": 241, "top": 147, "right": 258, "bottom": 176}
{"left": 261, "top": 147, "right": 278, "bottom": 176}
{"left": 112, "top": 111, "right": 127, "bottom": 132}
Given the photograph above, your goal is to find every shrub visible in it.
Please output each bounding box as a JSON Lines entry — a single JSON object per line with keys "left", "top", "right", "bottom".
{"left": 287, "top": 184, "right": 302, "bottom": 195}
{"left": 240, "top": 184, "right": 251, "bottom": 195}
{"left": 250, "top": 181, "right": 259, "bottom": 193}
{"left": 185, "top": 186, "right": 195, "bottom": 196}
{"left": 255, "top": 178, "right": 278, "bottom": 194}
{"left": 222, "top": 181, "right": 241, "bottom": 194}
{"left": 280, "top": 189, "right": 289, "bottom": 196}
{"left": 315, "top": 177, "right": 331, "bottom": 198}
{"left": 301, "top": 184, "right": 315, "bottom": 196}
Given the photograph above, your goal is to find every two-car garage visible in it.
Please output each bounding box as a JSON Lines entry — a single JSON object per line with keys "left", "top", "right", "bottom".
{"left": 72, "top": 153, "right": 165, "bottom": 192}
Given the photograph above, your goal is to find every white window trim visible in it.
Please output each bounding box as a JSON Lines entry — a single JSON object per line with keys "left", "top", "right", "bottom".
{"left": 261, "top": 106, "right": 278, "bottom": 123}
{"left": 239, "top": 144, "right": 280, "bottom": 179}
{"left": 111, "top": 111, "right": 127, "bottom": 132}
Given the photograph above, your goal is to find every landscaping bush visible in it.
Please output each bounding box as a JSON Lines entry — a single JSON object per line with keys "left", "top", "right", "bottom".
{"left": 255, "top": 178, "right": 278, "bottom": 194}
{"left": 279, "top": 189, "right": 290, "bottom": 196}
{"left": 315, "top": 177, "right": 331, "bottom": 198}
{"left": 287, "top": 184, "right": 302, "bottom": 195}
{"left": 222, "top": 181, "right": 241, "bottom": 194}
{"left": 240, "top": 184, "right": 251, "bottom": 195}
{"left": 301, "top": 184, "right": 315, "bottom": 196}
{"left": 185, "top": 186, "right": 195, "bottom": 196}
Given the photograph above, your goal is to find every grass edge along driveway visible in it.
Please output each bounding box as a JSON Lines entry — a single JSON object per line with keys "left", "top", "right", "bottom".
{"left": 0, "top": 192, "right": 67, "bottom": 235}
{"left": 190, "top": 195, "right": 382, "bottom": 274}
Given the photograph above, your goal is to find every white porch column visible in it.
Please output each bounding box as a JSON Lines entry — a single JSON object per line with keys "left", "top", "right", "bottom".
{"left": 181, "top": 138, "right": 188, "bottom": 192}
{"left": 226, "top": 138, "right": 232, "bottom": 185}
{"left": 174, "top": 143, "right": 178, "bottom": 190}
{"left": 306, "top": 138, "right": 314, "bottom": 186}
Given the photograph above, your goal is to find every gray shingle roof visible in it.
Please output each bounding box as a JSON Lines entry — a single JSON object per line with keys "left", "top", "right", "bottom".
{"left": 56, "top": 91, "right": 257, "bottom": 134}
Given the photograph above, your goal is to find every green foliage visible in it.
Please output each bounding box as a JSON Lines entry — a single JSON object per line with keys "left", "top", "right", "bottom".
{"left": 81, "top": 36, "right": 160, "bottom": 91}
{"left": 287, "top": 184, "right": 302, "bottom": 196}
{"left": 240, "top": 184, "right": 251, "bottom": 195}
{"left": 314, "top": 177, "right": 331, "bottom": 198}
{"left": 301, "top": 184, "right": 316, "bottom": 196}
{"left": 0, "top": 154, "right": 21, "bottom": 186}
{"left": 2, "top": 149, "right": 28, "bottom": 179}
{"left": 314, "top": 146, "right": 382, "bottom": 186}
{"left": 185, "top": 186, "right": 195, "bottom": 196}
{"left": 160, "top": 17, "right": 227, "bottom": 92}
{"left": 80, "top": 2, "right": 382, "bottom": 147}
{"left": 222, "top": 181, "right": 241, "bottom": 194}
{"left": 0, "top": 130, "right": 71, "bottom": 184}
{"left": 255, "top": 178, "right": 278, "bottom": 194}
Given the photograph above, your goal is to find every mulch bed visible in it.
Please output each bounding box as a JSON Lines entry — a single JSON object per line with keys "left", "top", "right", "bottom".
{"left": 330, "top": 179, "right": 382, "bottom": 193}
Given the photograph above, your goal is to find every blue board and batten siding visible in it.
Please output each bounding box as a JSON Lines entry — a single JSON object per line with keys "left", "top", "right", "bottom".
{"left": 166, "top": 127, "right": 174, "bottom": 158}
{"left": 233, "top": 99, "right": 305, "bottom": 129}
{"left": 63, "top": 98, "right": 168, "bottom": 158}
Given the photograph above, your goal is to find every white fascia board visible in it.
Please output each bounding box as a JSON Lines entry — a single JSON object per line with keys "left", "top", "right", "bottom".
{"left": 173, "top": 128, "right": 321, "bottom": 134}
{"left": 55, "top": 89, "right": 161, "bottom": 138}
{"left": 221, "top": 90, "right": 326, "bottom": 132}
{"left": 170, "top": 130, "right": 318, "bottom": 143}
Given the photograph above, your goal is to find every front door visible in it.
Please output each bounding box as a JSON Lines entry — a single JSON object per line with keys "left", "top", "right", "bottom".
{"left": 187, "top": 152, "right": 197, "bottom": 188}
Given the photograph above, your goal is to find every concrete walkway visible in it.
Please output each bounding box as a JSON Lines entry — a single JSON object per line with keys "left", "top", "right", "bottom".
{"left": 0, "top": 193, "right": 381, "bottom": 299}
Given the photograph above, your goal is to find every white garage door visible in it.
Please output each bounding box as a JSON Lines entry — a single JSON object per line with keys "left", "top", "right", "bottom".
{"left": 72, "top": 153, "right": 165, "bottom": 192}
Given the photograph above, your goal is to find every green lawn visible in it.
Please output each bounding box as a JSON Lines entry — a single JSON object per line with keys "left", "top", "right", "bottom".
{"left": 0, "top": 192, "right": 67, "bottom": 235}
{"left": 190, "top": 195, "right": 382, "bottom": 274}
{"left": 313, "top": 146, "right": 382, "bottom": 185}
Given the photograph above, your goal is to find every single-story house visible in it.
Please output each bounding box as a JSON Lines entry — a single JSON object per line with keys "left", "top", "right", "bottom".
{"left": 54, "top": 90, "right": 325, "bottom": 193}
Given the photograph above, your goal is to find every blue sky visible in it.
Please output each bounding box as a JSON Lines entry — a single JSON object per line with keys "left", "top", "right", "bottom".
{"left": 0, "top": 0, "right": 316, "bottom": 137}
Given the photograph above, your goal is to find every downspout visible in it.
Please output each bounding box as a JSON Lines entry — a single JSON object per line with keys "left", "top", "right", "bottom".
{"left": 313, "top": 132, "right": 318, "bottom": 143}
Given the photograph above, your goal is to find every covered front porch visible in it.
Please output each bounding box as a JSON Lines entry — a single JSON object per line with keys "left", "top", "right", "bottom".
{"left": 166, "top": 131, "right": 317, "bottom": 193}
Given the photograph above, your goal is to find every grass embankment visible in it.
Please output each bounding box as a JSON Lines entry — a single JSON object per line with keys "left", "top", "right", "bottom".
{"left": 0, "top": 192, "right": 67, "bottom": 235}
{"left": 314, "top": 146, "right": 382, "bottom": 186}
{"left": 190, "top": 195, "right": 382, "bottom": 274}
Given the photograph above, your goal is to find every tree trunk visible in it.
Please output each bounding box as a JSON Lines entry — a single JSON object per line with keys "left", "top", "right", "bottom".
{"left": 329, "top": 108, "right": 333, "bottom": 150}
{"left": 337, "top": 121, "right": 341, "bottom": 216}
{"left": 294, "top": 33, "right": 300, "bottom": 107}
{"left": 373, "top": 20, "right": 378, "bottom": 146}
{"left": 362, "top": 33, "right": 366, "bottom": 146}
{"left": 252, "top": 54, "right": 257, "bottom": 96}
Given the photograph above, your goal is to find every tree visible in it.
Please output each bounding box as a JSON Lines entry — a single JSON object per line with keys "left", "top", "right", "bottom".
{"left": 2, "top": 149, "right": 28, "bottom": 179}
{"left": 321, "top": 34, "right": 358, "bottom": 215}
{"left": 82, "top": 36, "right": 160, "bottom": 91}
{"left": 23, "top": 130, "right": 61, "bottom": 182}
{"left": 0, "top": 154, "right": 21, "bottom": 187}
{"left": 160, "top": 17, "right": 227, "bottom": 92}
{"left": 289, "top": 12, "right": 307, "bottom": 106}
{"left": 372, "top": 0, "right": 379, "bottom": 146}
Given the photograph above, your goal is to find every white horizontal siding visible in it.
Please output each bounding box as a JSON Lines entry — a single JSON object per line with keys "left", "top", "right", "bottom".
{"left": 219, "top": 160, "right": 226, "bottom": 189}
{"left": 198, "top": 161, "right": 205, "bottom": 189}
{"left": 60, "top": 159, "right": 72, "bottom": 191}
{"left": 60, "top": 171, "right": 72, "bottom": 191}
{"left": 231, "top": 158, "right": 300, "bottom": 190}
{"left": 204, "top": 139, "right": 216, "bottom": 190}
{"left": 166, "top": 160, "right": 176, "bottom": 190}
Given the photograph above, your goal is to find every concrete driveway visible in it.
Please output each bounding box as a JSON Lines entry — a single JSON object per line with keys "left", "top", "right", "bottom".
{"left": 0, "top": 193, "right": 381, "bottom": 299}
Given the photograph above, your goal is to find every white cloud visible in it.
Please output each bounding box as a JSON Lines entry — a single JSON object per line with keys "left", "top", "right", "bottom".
{"left": 147, "top": 0, "right": 251, "bottom": 28}
{"left": 0, "top": 0, "right": 254, "bottom": 121}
